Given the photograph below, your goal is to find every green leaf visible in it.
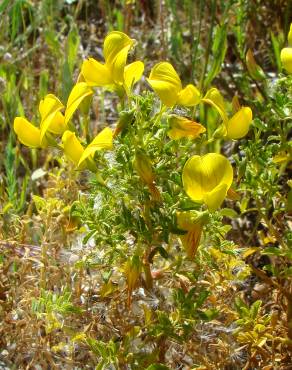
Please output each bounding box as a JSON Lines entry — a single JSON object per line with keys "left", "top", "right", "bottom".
{"left": 61, "top": 59, "right": 73, "bottom": 102}
{"left": 220, "top": 208, "right": 239, "bottom": 218}
{"left": 204, "top": 23, "right": 227, "bottom": 88}
{"left": 250, "top": 300, "right": 262, "bottom": 320}
{"left": 0, "top": 0, "right": 10, "bottom": 14}
{"left": 67, "top": 25, "right": 80, "bottom": 75}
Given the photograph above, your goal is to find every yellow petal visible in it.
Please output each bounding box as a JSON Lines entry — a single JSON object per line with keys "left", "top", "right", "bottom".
{"left": 280, "top": 47, "right": 292, "bottom": 74}
{"left": 124, "top": 61, "right": 144, "bottom": 94}
{"left": 203, "top": 183, "right": 228, "bottom": 211}
{"left": 76, "top": 72, "right": 86, "bottom": 83}
{"left": 78, "top": 127, "right": 113, "bottom": 166}
{"left": 39, "top": 94, "right": 64, "bottom": 142}
{"left": 47, "top": 112, "right": 66, "bottom": 135}
{"left": 147, "top": 62, "right": 182, "bottom": 107}
{"left": 168, "top": 115, "right": 206, "bottom": 140}
{"left": 103, "top": 31, "right": 134, "bottom": 67}
{"left": 202, "top": 88, "right": 227, "bottom": 121}
{"left": 226, "top": 107, "right": 252, "bottom": 139}
{"left": 14, "top": 117, "right": 43, "bottom": 148}
{"left": 62, "top": 130, "right": 84, "bottom": 167}
{"left": 81, "top": 58, "right": 112, "bottom": 86}
{"left": 182, "top": 153, "right": 233, "bottom": 203}
{"left": 288, "top": 23, "right": 292, "bottom": 47}
{"left": 65, "top": 82, "right": 93, "bottom": 125}
{"left": 110, "top": 44, "right": 132, "bottom": 84}
{"left": 177, "top": 84, "right": 201, "bottom": 106}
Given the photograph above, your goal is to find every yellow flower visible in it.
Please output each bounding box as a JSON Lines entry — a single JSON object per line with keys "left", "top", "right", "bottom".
{"left": 14, "top": 84, "right": 98, "bottom": 151}
{"left": 14, "top": 117, "right": 46, "bottom": 148}
{"left": 202, "top": 88, "right": 227, "bottom": 120}
{"left": 38, "top": 83, "right": 93, "bottom": 143}
{"left": 225, "top": 106, "right": 252, "bottom": 139}
{"left": 281, "top": 48, "right": 292, "bottom": 74}
{"left": 61, "top": 127, "right": 113, "bottom": 169}
{"left": 62, "top": 131, "right": 85, "bottom": 167}
{"left": 14, "top": 93, "right": 68, "bottom": 148}
{"left": 280, "top": 23, "right": 292, "bottom": 74}
{"left": 176, "top": 211, "right": 208, "bottom": 259}
{"left": 182, "top": 153, "right": 233, "bottom": 211}
{"left": 78, "top": 127, "right": 113, "bottom": 167}
{"left": 289, "top": 23, "right": 292, "bottom": 46}
{"left": 167, "top": 115, "right": 206, "bottom": 140}
{"left": 81, "top": 31, "right": 144, "bottom": 94}
{"left": 202, "top": 88, "right": 252, "bottom": 139}
{"left": 65, "top": 82, "right": 93, "bottom": 125}
{"left": 39, "top": 94, "right": 65, "bottom": 142}
{"left": 147, "top": 62, "right": 200, "bottom": 107}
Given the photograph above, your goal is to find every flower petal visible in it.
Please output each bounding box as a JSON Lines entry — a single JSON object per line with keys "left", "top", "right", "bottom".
{"left": 81, "top": 58, "right": 112, "bottom": 86}
{"left": 78, "top": 127, "right": 113, "bottom": 167}
{"left": 226, "top": 106, "right": 252, "bottom": 139}
{"left": 202, "top": 88, "right": 227, "bottom": 121}
{"left": 168, "top": 115, "right": 206, "bottom": 140}
{"left": 103, "top": 31, "right": 134, "bottom": 67}
{"left": 124, "top": 61, "right": 144, "bottom": 94}
{"left": 110, "top": 45, "right": 132, "bottom": 84}
{"left": 177, "top": 84, "right": 201, "bottom": 106}
{"left": 182, "top": 153, "right": 233, "bottom": 203}
{"left": 65, "top": 82, "right": 93, "bottom": 125}
{"left": 147, "top": 62, "right": 182, "bottom": 107}
{"left": 14, "top": 117, "right": 43, "bottom": 148}
{"left": 47, "top": 112, "right": 66, "bottom": 135}
{"left": 39, "top": 94, "right": 64, "bottom": 142}
{"left": 203, "top": 183, "right": 229, "bottom": 211}
{"left": 288, "top": 23, "right": 292, "bottom": 47}
{"left": 280, "top": 47, "right": 292, "bottom": 74}
{"left": 62, "top": 130, "right": 84, "bottom": 167}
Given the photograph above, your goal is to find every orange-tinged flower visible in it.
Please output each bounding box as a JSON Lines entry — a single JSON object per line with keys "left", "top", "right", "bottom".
{"left": 134, "top": 150, "right": 161, "bottom": 201}
{"left": 167, "top": 115, "right": 206, "bottom": 140}
{"left": 176, "top": 211, "right": 208, "bottom": 259}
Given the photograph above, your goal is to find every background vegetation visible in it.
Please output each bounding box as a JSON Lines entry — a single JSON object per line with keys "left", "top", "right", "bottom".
{"left": 0, "top": 0, "right": 292, "bottom": 369}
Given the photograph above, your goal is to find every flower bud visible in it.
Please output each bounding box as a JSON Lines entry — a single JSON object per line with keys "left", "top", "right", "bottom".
{"left": 167, "top": 115, "right": 206, "bottom": 140}
{"left": 246, "top": 49, "right": 266, "bottom": 81}
{"left": 134, "top": 150, "right": 161, "bottom": 201}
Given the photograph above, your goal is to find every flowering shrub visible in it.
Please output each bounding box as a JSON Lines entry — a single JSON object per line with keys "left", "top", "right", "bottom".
{"left": 7, "top": 20, "right": 292, "bottom": 368}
